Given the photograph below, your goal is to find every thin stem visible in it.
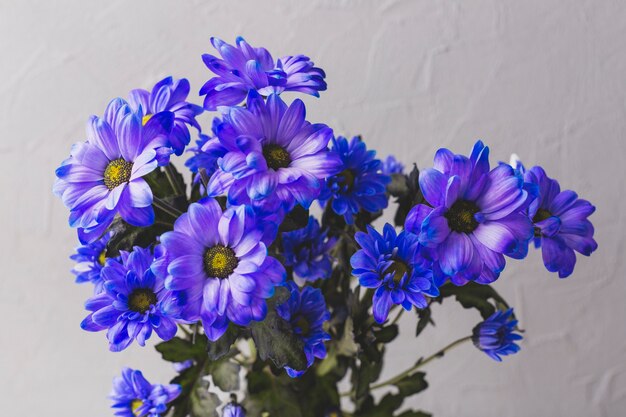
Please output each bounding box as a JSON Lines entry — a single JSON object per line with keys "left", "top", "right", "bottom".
{"left": 340, "top": 335, "right": 472, "bottom": 397}
{"left": 165, "top": 165, "right": 185, "bottom": 197}
{"left": 390, "top": 308, "right": 404, "bottom": 326}
{"left": 153, "top": 197, "right": 183, "bottom": 219}
{"left": 178, "top": 324, "right": 192, "bottom": 338}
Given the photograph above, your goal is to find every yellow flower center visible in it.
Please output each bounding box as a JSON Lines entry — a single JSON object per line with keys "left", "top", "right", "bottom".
{"left": 103, "top": 158, "right": 133, "bottom": 190}
{"left": 204, "top": 245, "right": 238, "bottom": 279}
{"left": 445, "top": 200, "right": 480, "bottom": 233}
{"left": 128, "top": 289, "right": 157, "bottom": 314}
{"left": 262, "top": 144, "right": 291, "bottom": 170}
{"left": 384, "top": 260, "right": 410, "bottom": 284}
{"left": 130, "top": 399, "right": 144, "bottom": 416}
{"left": 142, "top": 114, "right": 153, "bottom": 126}
{"left": 98, "top": 250, "right": 107, "bottom": 266}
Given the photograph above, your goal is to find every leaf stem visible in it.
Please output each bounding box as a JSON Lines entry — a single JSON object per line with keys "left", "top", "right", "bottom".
{"left": 153, "top": 197, "right": 183, "bottom": 219}
{"left": 390, "top": 308, "right": 404, "bottom": 326}
{"left": 164, "top": 165, "right": 185, "bottom": 197}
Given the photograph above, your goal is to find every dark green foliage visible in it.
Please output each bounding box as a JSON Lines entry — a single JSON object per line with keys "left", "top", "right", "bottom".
{"left": 390, "top": 166, "right": 426, "bottom": 227}
{"left": 439, "top": 282, "right": 510, "bottom": 319}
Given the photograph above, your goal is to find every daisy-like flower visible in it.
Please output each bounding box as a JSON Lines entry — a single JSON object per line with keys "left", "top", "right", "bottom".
{"left": 222, "top": 401, "right": 246, "bottom": 417}
{"left": 54, "top": 98, "right": 174, "bottom": 243}
{"left": 200, "top": 36, "right": 326, "bottom": 110}
{"left": 282, "top": 216, "right": 336, "bottom": 282}
{"left": 207, "top": 91, "right": 341, "bottom": 211}
{"left": 159, "top": 198, "right": 286, "bottom": 341}
{"left": 405, "top": 141, "right": 534, "bottom": 286}
{"left": 320, "top": 136, "right": 390, "bottom": 224}
{"left": 524, "top": 166, "right": 597, "bottom": 277}
{"left": 128, "top": 77, "right": 203, "bottom": 155}
{"left": 110, "top": 367, "right": 181, "bottom": 417}
{"left": 472, "top": 308, "right": 523, "bottom": 362}
{"left": 381, "top": 155, "right": 405, "bottom": 175}
{"left": 70, "top": 231, "right": 115, "bottom": 294}
{"left": 350, "top": 224, "right": 438, "bottom": 324}
{"left": 276, "top": 282, "right": 331, "bottom": 377}
{"left": 81, "top": 246, "right": 180, "bottom": 352}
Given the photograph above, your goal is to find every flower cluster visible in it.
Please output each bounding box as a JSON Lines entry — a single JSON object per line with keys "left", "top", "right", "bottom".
{"left": 54, "top": 37, "right": 598, "bottom": 417}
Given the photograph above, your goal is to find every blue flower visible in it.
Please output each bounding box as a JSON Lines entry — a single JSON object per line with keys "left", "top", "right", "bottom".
{"left": 282, "top": 217, "right": 336, "bottom": 282}
{"left": 110, "top": 367, "right": 181, "bottom": 417}
{"left": 472, "top": 308, "right": 523, "bottom": 362}
{"left": 159, "top": 198, "right": 286, "bottom": 341}
{"left": 524, "top": 166, "right": 597, "bottom": 278}
{"left": 206, "top": 91, "right": 341, "bottom": 211}
{"left": 404, "top": 141, "right": 534, "bottom": 286}
{"left": 381, "top": 155, "right": 404, "bottom": 175}
{"left": 70, "top": 231, "right": 115, "bottom": 294}
{"left": 351, "top": 224, "right": 438, "bottom": 324}
{"left": 222, "top": 402, "right": 246, "bottom": 417}
{"left": 172, "top": 360, "right": 194, "bottom": 373}
{"left": 200, "top": 37, "right": 326, "bottom": 110}
{"left": 54, "top": 98, "right": 174, "bottom": 243}
{"left": 276, "top": 282, "right": 331, "bottom": 377}
{"left": 80, "top": 246, "right": 179, "bottom": 352}
{"left": 128, "top": 76, "right": 203, "bottom": 155}
{"left": 320, "top": 136, "right": 390, "bottom": 224}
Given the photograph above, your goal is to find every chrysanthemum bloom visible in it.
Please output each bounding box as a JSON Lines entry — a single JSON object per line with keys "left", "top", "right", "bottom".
{"left": 128, "top": 76, "right": 203, "bottom": 155}
{"left": 54, "top": 99, "right": 174, "bottom": 243}
{"left": 206, "top": 91, "right": 341, "bottom": 211}
{"left": 276, "top": 282, "right": 331, "bottom": 377}
{"left": 185, "top": 133, "right": 222, "bottom": 189}
{"left": 282, "top": 216, "right": 337, "bottom": 282}
{"left": 200, "top": 36, "right": 326, "bottom": 110}
{"left": 81, "top": 246, "right": 180, "bottom": 352}
{"left": 70, "top": 231, "right": 114, "bottom": 294}
{"left": 110, "top": 367, "right": 181, "bottom": 417}
{"left": 350, "top": 224, "right": 438, "bottom": 323}
{"left": 160, "top": 198, "right": 286, "bottom": 341}
{"left": 222, "top": 402, "right": 246, "bottom": 417}
{"left": 523, "top": 166, "right": 597, "bottom": 277}
{"left": 381, "top": 155, "right": 405, "bottom": 175}
{"left": 320, "top": 136, "right": 390, "bottom": 224}
{"left": 404, "top": 141, "right": 533, "bottom": 286}
{"left": 472, "top": 308, "right": 523, "bottom": 362}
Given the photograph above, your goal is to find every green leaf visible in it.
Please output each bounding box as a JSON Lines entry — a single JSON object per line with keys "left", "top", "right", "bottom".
{"left": 155, "top": 336, "right": 207, "bottom": 363}
{"left": 415, "top": 306, "right": 433, "bottom": 338}
{"left": 206, "top": 325, "right": 239, "bottom": 361}
{"left": 396, "top": 411, "right": 432, "bottom": 417}
{"left": 393, "top": 372, "right": 428, "bottom": 397}
{"left": 190, "top": 381, "right": 221, "bottom": 417}
{"left": 278, "top": 205, "right": 310, "bottom": 233}
{"left": 105, "top": 216, "right": 171, "bottom": 257}
{"left": 439, "top": 282, "right": 510, "bottom": 319}
{"left": 373, "top": 324, "right": 399, "bottom": 343}
{"left": 211, "top": 361, "right": 240, "bottom": 392}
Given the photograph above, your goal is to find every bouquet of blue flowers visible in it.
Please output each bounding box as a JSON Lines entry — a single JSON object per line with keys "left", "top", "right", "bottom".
{"left": 54, "top": 37, "right": 598, "bottom": 417}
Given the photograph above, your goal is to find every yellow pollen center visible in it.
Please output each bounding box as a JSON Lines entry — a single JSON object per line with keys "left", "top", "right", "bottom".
{"left": 103, "top": 158, "right": 133, "bottom": 190}
{"left": 262, "top": 144, "right": 291, "bottom": 170}
{"left": 98, "top": 250, "right": 107, "bottom": 266}
{"left": 142, "top": 114, "right": 153, "bottom": 126}
{"left": 131, "top": 399, "right": 144, "bottom": 416}
{"left": 128, "top": 289, "right": 157, "bottom": 314}
{"left": 384, "top": 260, "right": 410, "bottom": 284}
{"left": 204, "top": 245, "right": 238, "bottom": 279}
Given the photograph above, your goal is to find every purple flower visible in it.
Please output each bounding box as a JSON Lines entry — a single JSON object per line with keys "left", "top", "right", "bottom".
{"left": 81, "top": 246, "right": 179, "bottom": 352}
{"left": 472, "top": 308, "right": 523, "bottom": 362}
{"left": 54, "top": 98, "right": 174, "bottom": 243}
{"left": 128, "top": 76, "right": 203, "bottom": 155}
{"left": 381, "top": 155, "right": 405, "bottom": 175}
{"left": 405, "top": 141, "right": 533, "bottom": 286}
{"left": 159, "top": 198, "right": 286, "bottom": 341}
{"left": 282, "top": 217, "right": 336, "bottom": 282}
{"left": 524, "top": 166, "right": 597, "bottom": 277}
{"left": 70, "top": 231, "right": 115, "bottom": 294}
{"left": 351, "top": 224, "right": 438, "bottom": 323}
{"left": 200, "top": 37, "right": 326, "bottom": 110}
{"left": 206, "top": 91, "right": 341, "bottom": 211}
{"left": 110, "top": 367, "right": 180, "bottom": 417}
{"left": 276, "top": 282, "right": 331, "bottom": 377}
{"left": 222, "top": 402, "right": 246, "bottom": 417}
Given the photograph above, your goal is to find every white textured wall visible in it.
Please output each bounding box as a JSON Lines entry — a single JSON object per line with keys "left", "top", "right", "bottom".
{"left": 1, "top": 0, "right": 624, "bottom": 416}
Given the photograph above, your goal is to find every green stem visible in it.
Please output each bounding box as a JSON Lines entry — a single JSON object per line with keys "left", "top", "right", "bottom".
{"left": 164, "top": 165, "right": 185, "bottom": 197}
{"left": 390, "top": 308, "right": 404, "bottom": 326}
{"left": 340, "top": 335, "right": 472, "bottom": 397}
{"left": 153, "top": 197, "right": 183, "bottom": 219}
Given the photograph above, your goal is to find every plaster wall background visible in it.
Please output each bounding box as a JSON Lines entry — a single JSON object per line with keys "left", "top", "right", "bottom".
{"left": 1, "top": 1, "right": 625, "bottom": 416}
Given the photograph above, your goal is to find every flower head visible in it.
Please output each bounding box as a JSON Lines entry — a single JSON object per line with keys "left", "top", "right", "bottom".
{"left": 110, "top": 367, "right": 180, "bottom": 417}
{"left": 320, "top": 136, "right": 390, "bottom": 224}
{"left": 80, "top": 246, "right": 179, "bottom": 351}
{"left": 472, "top": 308, "right": 523, "bottom": 362}
{"left": 405, "top": 141, "right": 534, "bottom": 286}
{"left": 159, "top": 198, "right": 286, "bottom": 341}
{"left": 222, "top": 402, "right": 246, "bottom": 417}
{"left": 128, "top": 76, "right": 203, "bottom": 155}
{"left": 351, "top": 224, "right": 438, "bottom": 323}
{"left": 200, "top": 37, "right": 326, "bottom": 110}
{"left": 282, "top": 217, "right": 336, "bottom": 282}
{"left": 206, "top": 91, "right": 341, "bottom": 211}
{"left": 276, "top": 282, "right": 331, "bottom": 377}
{"left": 70, "top": 231, "right": 115, "bottom": 293}
{"left": 524, "top": 166, "right": 597, "bottom": 277}
{"left": 54, "top": 98, "right": 174, "bottom": 243}
{"left": 381, "top": 155, "right": 405, "bottom": 175}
